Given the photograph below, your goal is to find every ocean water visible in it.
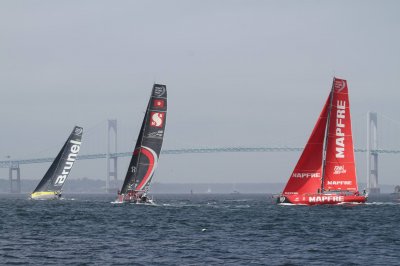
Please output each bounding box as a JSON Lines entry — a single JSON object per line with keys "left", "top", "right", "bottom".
{"left": 0, "top": 193, "right": 399, "bottom": 265}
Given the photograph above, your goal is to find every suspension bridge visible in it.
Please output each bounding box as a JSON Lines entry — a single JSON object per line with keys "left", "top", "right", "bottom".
{"left": 2, "top": 112, "right": 400, "bottom": 193}
{"left": 2, "top": 146, "right": 400, "bottom": 168}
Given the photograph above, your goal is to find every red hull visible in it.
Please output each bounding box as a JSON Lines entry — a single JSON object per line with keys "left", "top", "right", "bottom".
{"left": 278, "top": 193, "right": 367, "bottom": 205}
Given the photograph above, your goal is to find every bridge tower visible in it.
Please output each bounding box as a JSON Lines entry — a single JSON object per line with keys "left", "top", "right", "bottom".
{"left": 9, "top": 161, "right": 21, "bottom": 193}
{"left": 106, "top": 119, "right": 118, "bottom": 193}
{"left": 367, "top": 112, "right": 380, "bottom": 194}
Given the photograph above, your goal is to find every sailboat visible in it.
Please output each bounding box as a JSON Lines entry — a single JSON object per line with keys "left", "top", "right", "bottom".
{"left": 31, "top": 126, "right": 83, "bottom": 200}
{"left": 115, "top": 84, "right": 167, "bottom": 204}
{"left": 277, "top": 78, "right": 367, "bottom": 205}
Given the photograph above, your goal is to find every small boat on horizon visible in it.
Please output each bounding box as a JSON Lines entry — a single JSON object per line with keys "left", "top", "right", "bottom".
{"left": 390, "top": 185, "right": 400, "bottom": 201}
{"left": 277, "top": 78, "right": 367, "bottom": 205}
{"left": 115, "top": 84, "right": 167, "bottom": 204}
{"left": 31, "top": 126, "right": 83, "bottom": 200}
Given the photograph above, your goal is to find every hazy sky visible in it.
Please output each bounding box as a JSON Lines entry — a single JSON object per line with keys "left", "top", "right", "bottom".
{"left": 1, "top": 1, "right": 399, "bottom": 187}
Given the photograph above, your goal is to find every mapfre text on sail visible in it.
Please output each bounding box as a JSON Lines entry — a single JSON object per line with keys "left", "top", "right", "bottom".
{"left": 336, "top": 100, "right": 346, "bottom": 158}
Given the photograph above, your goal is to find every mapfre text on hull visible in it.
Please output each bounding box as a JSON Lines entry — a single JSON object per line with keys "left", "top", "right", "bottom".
{"left": 278, "top": 193, "right": 367, "bottom": 205}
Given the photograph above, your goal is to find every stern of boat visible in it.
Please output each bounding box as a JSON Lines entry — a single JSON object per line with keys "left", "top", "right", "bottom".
{"left": 276, "top": 195, "right": 293, "bottom": 204}
{"left": 114, "top": 193, "right": 154, "bottom": 204}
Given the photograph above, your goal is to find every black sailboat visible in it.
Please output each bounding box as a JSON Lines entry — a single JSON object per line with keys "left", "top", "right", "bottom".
{"left": 31, "top": 126, "right": 83, "bottom": 200}
{"left": 116, "top": 84, "right": 167, "bottom": 204}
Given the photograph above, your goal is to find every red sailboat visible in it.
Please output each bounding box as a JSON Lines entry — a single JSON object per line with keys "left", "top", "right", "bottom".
{"left": 277, "top": 78, "right": 367, "bottom": 205}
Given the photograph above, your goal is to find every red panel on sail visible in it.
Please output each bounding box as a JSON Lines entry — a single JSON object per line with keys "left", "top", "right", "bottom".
{"left": 323, "top": 78, "right": 358, "bottom": 191}
{"left": 282, "top": 96, "right": 329, "bottom": 195}
{"left": 153, "top": 99, "right": 165, "bottom": 108}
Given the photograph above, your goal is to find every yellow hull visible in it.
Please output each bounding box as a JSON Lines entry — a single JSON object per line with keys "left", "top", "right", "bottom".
{"left": 31, "top": 191, "right": 60, "bottom": 200}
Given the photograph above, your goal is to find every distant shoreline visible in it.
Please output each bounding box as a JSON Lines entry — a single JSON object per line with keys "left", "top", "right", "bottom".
{"left": 0, "top": 178, "right": 398, "bottom": 194}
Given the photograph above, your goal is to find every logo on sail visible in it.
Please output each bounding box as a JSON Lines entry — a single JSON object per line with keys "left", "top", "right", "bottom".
{"left": 150, "top": 112, "right": 165, "bottom": 128}
{"left": 292, "top": 172, "right": 321, "bottom": 178}
{"left": 334, "top": 79, "right": 346, "bottom": 92}
{"left": 327, "top": 180, "right": 352, "bottom": 186}
{"left": 54, "top": 140, "right": 81, "bottom": 186}
{"left": 154, "top": 86, "right": 166, "bottom": 97}
{"left": 147, "top": 130, "right": 164, "bottom": 138}
{"left": 131, "top": 166, "right": 137, "bottom": 174}
{"left": 74, "top": 127, "right": 83, "bottom": 136}
{"left": 333, "top": 165, "right": 346, "bottom": 175}
{"left": 153, "top": 99, "right": 165, "bottom": 108}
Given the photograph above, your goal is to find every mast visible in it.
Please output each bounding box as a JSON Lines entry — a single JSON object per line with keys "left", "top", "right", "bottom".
{"left": 320, "top": 80, "right": 335, "bottom": 193}
{"left": 133, "top": 83, "right": 156, "bottom": 195}
{"left": 132, "top": 100, "right": 151, "bottom": 192}
{"left": 120, "top": 111, "right": 147, "bottom": 194}
{"left": 120, "top": 84, "right": 167, "bottom": 195}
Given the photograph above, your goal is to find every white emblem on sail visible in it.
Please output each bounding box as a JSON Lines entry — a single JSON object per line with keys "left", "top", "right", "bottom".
{"left": 74, "top": 127, "right": 83, "bottom": 136}
{"left": 150, "top": 112, "right": 164, "bottom": 127}
{"left": 154, "top": 86, "right": 166, "bottom": 97}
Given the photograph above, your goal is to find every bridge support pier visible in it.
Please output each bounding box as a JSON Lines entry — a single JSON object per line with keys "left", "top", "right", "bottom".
{"left": 367, "top": 112, "right": 380, "bottom": 194}
{"left": 106, "top": 119, "right": 118, "bottom": 193}
{"left": 9, "top": 162, "right": 21, "bottom": 193}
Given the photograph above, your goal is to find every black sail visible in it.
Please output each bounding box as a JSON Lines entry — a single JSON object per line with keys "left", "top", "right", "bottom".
{"left": 33, "top": 126, "right": 83, "bottom": 193}
{"left": 120, "top": 84, "right": 167, "bottom": 195}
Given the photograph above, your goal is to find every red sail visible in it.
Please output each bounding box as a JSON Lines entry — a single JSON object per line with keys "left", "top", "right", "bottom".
{"left": 282, "top": 96, "right": 329, "bottom": 195}
{"left": 323, "top": 78, "right": 358, "bottom": 192}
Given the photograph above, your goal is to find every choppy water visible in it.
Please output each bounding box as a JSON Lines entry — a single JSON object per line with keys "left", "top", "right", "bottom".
{"left": 0, "top": 193, "right": 399, "bottom": 265}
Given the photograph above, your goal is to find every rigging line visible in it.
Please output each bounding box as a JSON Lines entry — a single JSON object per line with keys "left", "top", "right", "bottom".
{"left": 353, "top": 112, "right": 367, "bottom": 119}
{"left": 45, "top": 139, "right": 70, "bottom": 191}
{"left": 321, "top": 83, "right": 335, "bottom": 192}
{"left": 22, "top": 122, "right": 103, "bottom": 159}
{"left": 20, "top": 145, "right": 59, "bottom": 160}
{"left": 18, "top": 128, "right": 76, "bottom": 159}
{"left": 379, "top": 114, "right": 400, "bottom": 128}
{"left": 134, "top": 94, "right": 155, "bottom": 192}
{"left": 119, "top": 122, "right": 140, "bottom": 146}
{"left": 84, "top": 119, "right": 108, "bottom": 135}
{"left": 124, "top": 92, "right": 153, "bottom": 193}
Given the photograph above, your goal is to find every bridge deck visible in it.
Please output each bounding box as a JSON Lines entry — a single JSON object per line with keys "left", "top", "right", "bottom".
{"left": 1, "top": 147, "right": 399, "bottom": 168}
